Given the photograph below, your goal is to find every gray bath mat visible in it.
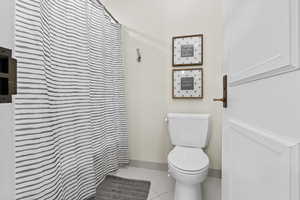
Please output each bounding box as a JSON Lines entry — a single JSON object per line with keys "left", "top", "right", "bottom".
{"left": 95, "top": 175, "right": 151, "bottom": 200}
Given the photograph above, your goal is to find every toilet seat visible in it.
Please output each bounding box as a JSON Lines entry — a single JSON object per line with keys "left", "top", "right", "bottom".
{"left": 169, "top": 161, "right": 208, "bottom": 175}
{"left": 168, "top": 146, "right": 209, "bottom": 174}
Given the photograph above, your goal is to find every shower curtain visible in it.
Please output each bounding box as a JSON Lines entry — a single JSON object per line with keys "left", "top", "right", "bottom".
{"left": 14, "top": 0, "right": 128, "bottom": 199}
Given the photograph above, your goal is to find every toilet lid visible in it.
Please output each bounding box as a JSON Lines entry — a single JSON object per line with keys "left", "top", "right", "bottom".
{"left": 168, "top": 146, "right": 209, "bottom": 172}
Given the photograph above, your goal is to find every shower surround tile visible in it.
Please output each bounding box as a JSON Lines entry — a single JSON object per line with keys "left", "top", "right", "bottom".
{"left": 113, "top": 166, "right": 221, "bottom": 200}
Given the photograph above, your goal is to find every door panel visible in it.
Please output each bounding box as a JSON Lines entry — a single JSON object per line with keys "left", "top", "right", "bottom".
{"left": 222, "top": 0, "right": 300, "bottom": 200}
{"left": 223, "top": 120, "right": 298, "bottom": 200}
{"left": 223, "top": 118, "right": 300, "bottom": 200}
{"left": 225, "top": 0, "right": 299, "bottom": 85}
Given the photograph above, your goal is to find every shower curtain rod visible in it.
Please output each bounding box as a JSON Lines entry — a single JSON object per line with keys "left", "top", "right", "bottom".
{"left": 95, "top": 0, "right": 120, "bottom": 24}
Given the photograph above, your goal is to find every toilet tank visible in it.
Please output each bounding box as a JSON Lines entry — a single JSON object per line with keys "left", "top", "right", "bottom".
{"left": 167, "top": 113, "right": 210, "bottom": 148}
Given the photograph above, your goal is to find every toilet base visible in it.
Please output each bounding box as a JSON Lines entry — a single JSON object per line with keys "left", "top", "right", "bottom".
{"left": 174, "top": 181, "right": 202, "bottom": 200}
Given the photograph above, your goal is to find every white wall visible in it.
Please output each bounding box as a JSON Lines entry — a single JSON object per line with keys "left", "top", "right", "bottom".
{"left": 103, "top": 0, "right": 223, "bottom": 170}
{"left": 0, "top": 0, "right": 15, "bottom": 199}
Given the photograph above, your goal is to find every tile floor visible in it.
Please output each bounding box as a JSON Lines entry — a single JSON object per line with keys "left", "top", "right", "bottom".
{"left": 113, "top": 167, "right": 221, "bottom": 200}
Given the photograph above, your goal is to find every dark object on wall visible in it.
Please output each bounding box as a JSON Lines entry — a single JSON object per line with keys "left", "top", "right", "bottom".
{"left": 0, "top": 47, "right": 17, "bottom": 103}
{"left": 172, "top": 68, "right": 203, "bottom": 99}
{"left": 136, "top": 48, "right": 142, "bottom": 62}
{"left": 172, "top": 34, "right": 203, "bottom": 67}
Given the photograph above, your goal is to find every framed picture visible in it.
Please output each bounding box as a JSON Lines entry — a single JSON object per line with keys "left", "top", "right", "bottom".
{"left": 172, "top": 34, "right": 203, "bottom": 66}
{"left": 172, "top": 68, "right": 203, "bottom": 99}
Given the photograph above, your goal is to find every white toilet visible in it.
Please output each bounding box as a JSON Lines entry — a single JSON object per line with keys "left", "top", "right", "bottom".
{"left": 166, "top": 113, "right": 210, "bottom": 200}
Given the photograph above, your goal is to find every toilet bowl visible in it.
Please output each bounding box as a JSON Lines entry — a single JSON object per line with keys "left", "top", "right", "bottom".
{"left": 168, "top": 146, "right": 209, "bottom": 200}
{"left": 166, "top": 113, "right": 211, "bottom": 200}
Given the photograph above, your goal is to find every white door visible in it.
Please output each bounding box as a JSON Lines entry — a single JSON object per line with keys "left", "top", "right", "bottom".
{"left": 220, "top": 0, "right": 300, "bottom": 200}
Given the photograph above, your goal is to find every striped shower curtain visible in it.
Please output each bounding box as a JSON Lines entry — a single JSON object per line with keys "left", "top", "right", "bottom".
{"left": 14, "top": 0, "right": 128, "bottom": 199}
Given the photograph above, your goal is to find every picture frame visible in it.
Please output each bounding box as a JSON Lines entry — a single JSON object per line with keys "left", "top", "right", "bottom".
{"left": 172, "top": 34, "right": 203, "bottom": 67}
{"left": 172, "top": 68, "right": 203, "bottom": 99}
